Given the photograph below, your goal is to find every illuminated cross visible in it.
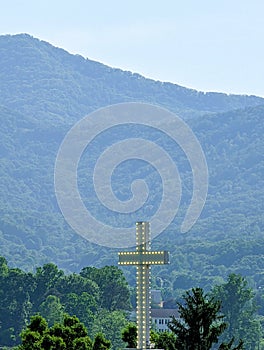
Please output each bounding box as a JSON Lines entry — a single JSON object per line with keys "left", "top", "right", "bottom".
{"left": 118, "top": 222, "right": 169, "bottom": 349}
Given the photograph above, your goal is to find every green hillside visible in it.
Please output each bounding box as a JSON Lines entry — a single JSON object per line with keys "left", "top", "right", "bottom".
{"left": 0, "top": 34, "right": 263, "bottom": 292}
{"left": 0, "top": 33, "right": 263, "bottom": 121}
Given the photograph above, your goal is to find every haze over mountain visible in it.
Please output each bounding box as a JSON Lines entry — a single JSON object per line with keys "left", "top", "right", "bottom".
{"left": 1, "top": 34, "right": 263, "bottom": 121}
{"left": 0, "top": 34, "right": 263, "bottom": 291}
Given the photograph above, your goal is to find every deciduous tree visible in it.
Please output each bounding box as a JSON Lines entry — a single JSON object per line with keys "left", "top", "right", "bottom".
{"left": 121, "top": 322, "right": 137, "bottom": 348}
{"left": 18, "top": 314, "right": 95, "bottom": 350}
{"left": 213, "top": 274, "right": 261, "bottom": 350}
{"left": 92, "top": 332, "right": 111, "bottom": 350}
{"left": 151, "top": 330, "right": 177, "bottom": 350}
{"left": 81, "top": 266, "right": 131, "bottom": 311}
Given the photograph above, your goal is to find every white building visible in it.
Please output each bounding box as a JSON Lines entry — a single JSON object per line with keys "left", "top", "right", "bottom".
{"left": 151, "top": 309, "right": 179, "bottom": 332}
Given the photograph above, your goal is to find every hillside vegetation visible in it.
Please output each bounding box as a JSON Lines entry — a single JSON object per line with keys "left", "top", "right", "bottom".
{"left": 0, "top": 34, "right": 263, "bottom": 294}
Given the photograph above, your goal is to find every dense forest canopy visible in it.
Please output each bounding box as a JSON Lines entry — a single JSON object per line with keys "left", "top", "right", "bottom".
{"left": 0, "top": 257, "right": 131, "bottom": 348}
{"left": 0, "top": 34, "right": 263, "bottom": 300}
{"left": 0, "top": 258, "right": 262, "bottom": 349}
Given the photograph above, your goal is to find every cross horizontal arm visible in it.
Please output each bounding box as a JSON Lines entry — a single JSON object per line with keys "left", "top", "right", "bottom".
{"left": 118, "top": 251, "right": 169, "bottom": 265}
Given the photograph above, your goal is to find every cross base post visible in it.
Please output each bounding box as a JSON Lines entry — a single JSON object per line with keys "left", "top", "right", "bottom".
{"left": 118, "top": 222, "right": 169, "bottom": 350}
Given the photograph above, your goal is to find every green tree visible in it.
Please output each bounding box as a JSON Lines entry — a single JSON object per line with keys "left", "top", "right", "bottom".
{"left": 41, "top": 333, "right": 66, "bottom": 350}
{"left": 213, "top": 274, "right": 261, "bottom": 350}
{"left": 19, "top": 314, "right": 49, "bottom": 350}
{"left": 18, "top": 314, "right": 94, "bottom": 350}
{"left": 151, "top": 330, "right": 177, "bottom": 350}
{"left": 39, "top": 295, "right": 64, "bottom": 326}
{"left": 73, "top": 337, "right": 93, "bottom": 350}
{"left": 0, "top": 256, "right": 8, "bottom": 276}
{"left": 80, "top": 266, "right": 131, "bottom": 311}
{"left": 121, "top": 323, "right": 137, "bottom": 348}
{"left": 31, "top": 263, "right": 64, "bottom": 313}
{"left": 54, "top": 272, "right": 99, "bottom": 331}
{"left": 51, "top": 314, "right": 89, "bottom": 348}
{"left": 56, "top": 273, "right": 99, "bottom": 298}
{"left": 92, "top": 309, "right": 128, "bottom": 350}
{"left": 63, "top": 292, "right": 97, "bottom": 331}
{"left": 169, "top": 287, "right": 242, "bottom": 350}
{"left": 19, "top": 314, "right": 113, "bottom": 350}
{"left": 0, "top": 267, "right": 34, "bottom": 346}
{"left": 92, "top": 333, "right": 111, "bottom": 350}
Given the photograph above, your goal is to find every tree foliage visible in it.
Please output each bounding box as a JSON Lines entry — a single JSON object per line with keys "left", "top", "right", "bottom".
{"left": 91, "top": 309, "right": 128, "bottom": 350}
{"left": 0, "top": 260, "right": 130, "bottom": 347}
{"left": 80, "top": 266, "right": 131, "bottom": 311}
{"left": 151, "top": 330, "right": 177, "bottom": 350}
{"left": 213, "top": 274, "right": 261, "bottom": 349}
{"left": 0, "top": 34, "right": 263, "bottom": 286}
{"left": 121, "top": 323, "right": 137, "bottom": 348}
{"left": 18, "top": 314, "right": 109, "bottom": 350}
{"left": 92, "top": 333, "right": 111, "bottom": 350}
{"left": 169, "top": 287, "right": 243, "bottom": 350}
{"left": 0, "top": 33, "right": 263, "bottom": 346}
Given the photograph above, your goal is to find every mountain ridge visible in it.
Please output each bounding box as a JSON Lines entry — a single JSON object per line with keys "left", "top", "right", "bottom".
{"left": 1, "top": 33, "right": 264, "bottom": 122}
{"left": 0, "top": 34, "right": 263, "bottom": 291}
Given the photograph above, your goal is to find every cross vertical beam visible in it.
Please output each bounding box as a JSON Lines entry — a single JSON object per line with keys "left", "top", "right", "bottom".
{"left": 118, "top": 222, "right": 169, "bottom": 349}
{"left": 136, "top": 222, "right": 150, "bottom": 349}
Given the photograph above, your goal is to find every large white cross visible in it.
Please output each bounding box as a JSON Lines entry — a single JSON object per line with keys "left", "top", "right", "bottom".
{"left": 118, "top": 222, "right": 169, "bottom": 349}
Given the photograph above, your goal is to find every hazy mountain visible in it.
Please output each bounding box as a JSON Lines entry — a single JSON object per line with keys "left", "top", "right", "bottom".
{"left": 1, "top": 33, "right": 263, "bottom": 122}
{"left": 0, "top": 34, "right": 263, "bottom": 290}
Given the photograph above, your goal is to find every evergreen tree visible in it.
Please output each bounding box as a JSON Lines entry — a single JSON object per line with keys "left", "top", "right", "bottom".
{"left": 169, "top": 287, "right": 243, "bottom": 350}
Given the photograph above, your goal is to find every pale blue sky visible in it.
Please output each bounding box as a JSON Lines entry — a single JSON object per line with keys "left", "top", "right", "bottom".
{"left": 1, "top": 0, "right": 264, "bottom": 97}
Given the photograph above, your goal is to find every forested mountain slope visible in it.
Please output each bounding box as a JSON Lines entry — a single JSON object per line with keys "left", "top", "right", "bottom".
{"left": 0, "top": 33, "right": 263, "bottom": 121}
{"left": 0, "top": 34, "right": 263, "bottom": 290}
{"left": 153, "top": 105, "right": 264, "bottom": 296}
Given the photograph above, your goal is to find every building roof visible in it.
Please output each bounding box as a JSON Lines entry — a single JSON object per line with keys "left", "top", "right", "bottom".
{"left": 151, "top": 309, "right": 179, "bottom": 318}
